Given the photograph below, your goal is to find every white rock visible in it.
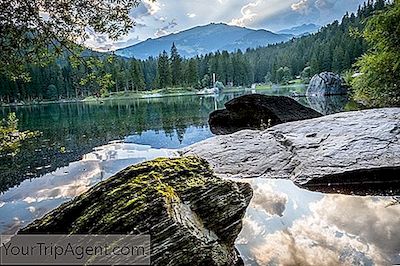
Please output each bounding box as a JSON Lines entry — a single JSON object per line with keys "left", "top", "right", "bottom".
{"left": 183, "top": 108, "right": 400, "bottom": 186}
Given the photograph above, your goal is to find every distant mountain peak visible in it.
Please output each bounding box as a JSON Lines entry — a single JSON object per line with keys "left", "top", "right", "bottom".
{"left": 115, "top": 23, "right": 292, "bottom": 60}
{"left": 277, "top": 23, "right": 321, "bottom": 36}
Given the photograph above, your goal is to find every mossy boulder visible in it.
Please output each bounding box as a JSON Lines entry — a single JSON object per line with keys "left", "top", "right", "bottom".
{"left": 20, "top": 156, "right": 252, "bottom": 266}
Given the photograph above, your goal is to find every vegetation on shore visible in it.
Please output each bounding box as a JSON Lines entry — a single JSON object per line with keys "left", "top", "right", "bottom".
{"left": 350, "top": 0, "right": 400, "bottom": 106}
{"left": 0, "top": 0, "right": 393, "bottom": 107}
{"left": 0, "top": 113, "right": 40, "bottom": 156}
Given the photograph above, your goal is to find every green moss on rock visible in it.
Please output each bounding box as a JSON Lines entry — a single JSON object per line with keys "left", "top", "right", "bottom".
{"left": 20, "top": 156, "right": 252, "bottom": 266}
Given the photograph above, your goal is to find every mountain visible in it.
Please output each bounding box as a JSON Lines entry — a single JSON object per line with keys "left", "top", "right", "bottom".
{"left": 277, "top": 23, "right": 320, "bottom": 36}
{"left": 115, "top": 23, "right": 292, "bottom": 59}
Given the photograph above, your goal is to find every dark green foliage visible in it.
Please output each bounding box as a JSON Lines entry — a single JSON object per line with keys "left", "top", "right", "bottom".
{"left": 0, "top": 0, "right": 140, "bottom": 80}
{"left": 157, "top": 51, "right": 172, "bottom": 89}
{"left": 352, "top": 0, "right": 400, "bottom": 106}
{"left": 0, "top": 113, "right": 39, "bottom": 156}
{"left": 170, "top": 43, "right": 183, "bottom": 87}
{"left": 0, "top": 1, "right": 389, "bottom": 103}
{"left": 185, "top": 59, "right": 199, "bottom": 87}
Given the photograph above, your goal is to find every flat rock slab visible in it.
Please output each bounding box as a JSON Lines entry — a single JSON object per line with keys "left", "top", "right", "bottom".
{"left": 184, "top": 108, "right": 400, "bottom": 186}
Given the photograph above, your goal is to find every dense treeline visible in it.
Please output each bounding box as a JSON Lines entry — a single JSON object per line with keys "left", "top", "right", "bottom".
{"left": 0, "top": 0, "right": 388, "bottom": 103}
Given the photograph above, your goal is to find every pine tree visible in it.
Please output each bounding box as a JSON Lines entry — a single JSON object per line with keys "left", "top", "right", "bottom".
{"left": 185, "top": 59, "right": 198, "bottom": 87}
{"left": 157, "top": 51, "right": 171, "bottom": 89}
{"left": 170, "top": 43, "right": 182, "bottom": 87}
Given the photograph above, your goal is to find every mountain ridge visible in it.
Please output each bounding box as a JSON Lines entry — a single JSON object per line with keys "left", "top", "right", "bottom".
{"left": 277, "top": 23, "right": 321, "bottom": 36}
{"left": 115, "top": 23, "right": 292, "bottom": 59}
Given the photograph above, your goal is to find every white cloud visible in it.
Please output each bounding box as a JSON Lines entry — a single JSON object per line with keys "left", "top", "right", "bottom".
{"left": 292, "top": 0, "right": 338, "bottom": 14}
{"left": 230, "top": 0, "right": 261, "bottom": 27}
{"left": 143, "top": 0, "right": 161, "bottom": 15}
{"left": 250, "top": 181, "right": 288, "bottom": 217}
{"left": 239, "top": 195, "right": 400, "bottom": 265}
{"left": 291, "top": 0, "right": 311, "bottom": 14}
{"left": 154, "top": 19, "right": 178, "bottom": 37}
{"left": 84, "top": 0, "right": 367, "bottom": 50}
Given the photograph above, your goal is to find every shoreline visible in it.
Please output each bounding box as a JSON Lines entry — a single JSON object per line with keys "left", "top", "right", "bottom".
{"left": 0, "top": 84, "right": 308, "bottom": 108}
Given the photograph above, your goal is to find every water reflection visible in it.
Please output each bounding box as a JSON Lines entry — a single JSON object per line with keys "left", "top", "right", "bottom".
{"left": 0, "top": 142, "right": 175, "bottom": 235}
{"left": 0, "top": 91, "right": 358, "bottom": 192}
{"left": 0, "top": 95, "right": 226, "bottom": 192}
{"left": 236, "top": 179, "right": 400, "bottom": 265}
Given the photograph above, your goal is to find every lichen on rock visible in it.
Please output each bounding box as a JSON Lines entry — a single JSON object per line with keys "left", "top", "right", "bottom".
{"left": 20, "top": 156, "right": 252, "bottom": 266}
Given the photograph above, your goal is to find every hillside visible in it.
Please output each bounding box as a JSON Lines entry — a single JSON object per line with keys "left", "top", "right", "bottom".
{"left": 115, "top": 23, "right": 292, "bottom": 59}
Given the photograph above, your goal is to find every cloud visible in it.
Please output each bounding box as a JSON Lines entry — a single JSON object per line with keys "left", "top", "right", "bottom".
{"left": 250, "top": 182, "right": 288, "bottom": 217}
{"left": 291, "top": 0, "right": 312, "bottom": 14}
{"left": 85, "top": 0, "right": 366, "bottom": 50}
{"left": 312, "top": 196, "right": 400, "bottom": 260}
{"left": 155, "top": 19, "right": 178, "bottom": 37}
{"left": 315, "top": 0, "right": 336, "bottom": 9}
{"left": 143, "top": 0, "right": 161, "bottom": 15}
{"left": 239, "top": 194, "right": 400, "bottom": 265}
{"left": 230, "top": 0, "right": 261, "bottom": 27}
{"left": 292, "top": 0, "right": 339, "bottom": 14}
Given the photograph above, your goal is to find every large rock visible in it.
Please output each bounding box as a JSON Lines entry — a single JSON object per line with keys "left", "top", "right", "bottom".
{"left": 184, "top": 108, "right": 400, "bottom": 190}
{"left": 209, "top": 94, "right": 322, "bottom": 135}
{"left": 20, "top": 156, "right": 252, "bottom": 266}
{"left": 306, "top": 94, "right": 349, "bottom": 115}
{"left": 307, "top": 72, "right": 347, "bottom": 96}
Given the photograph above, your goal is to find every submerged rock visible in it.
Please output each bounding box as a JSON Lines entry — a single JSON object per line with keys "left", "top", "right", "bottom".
{"left": 185, "top": 108, "right": 400, "bottom": 190}
{"left": 209, "top": 94, "right": 322, "bottom": 135}
{"left": 307, "top": 72, "right": 347, "bottom": 96}
{"left": 20, "top": 156, "right": 252, "bottom": 266}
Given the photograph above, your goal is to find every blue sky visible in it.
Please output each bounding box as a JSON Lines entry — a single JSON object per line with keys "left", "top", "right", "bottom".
{"left": 87, "top": 0, "right": 366, "bottom": 51}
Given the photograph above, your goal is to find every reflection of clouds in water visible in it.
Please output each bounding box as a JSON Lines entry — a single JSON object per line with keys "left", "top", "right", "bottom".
{"left": 249, "top": 181, "right": 288, "bottom": 217}
{"left": 0, "top": 143, "right": 175, "bottom": 235}
{"left": 250, "top": 220, "right": 383, "bottom": 266}
{"left": 237, "top": 216, "right": 265, "bottom": 245}
{"left": 243, "top": 193, "right": 399, "bottom": 265}
{"left": 10, "top": 162, "right": 101, "bottom": 205}
{"left": 312, "top": 196, "right": 400, "bottom": 262}
{"left": 2, "top": 217, "right": 22, "bottom": 235}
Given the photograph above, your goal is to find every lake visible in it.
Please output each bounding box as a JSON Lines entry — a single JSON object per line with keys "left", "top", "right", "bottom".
{"left": 1, "top": 89, "right": 398, "bottom": 265}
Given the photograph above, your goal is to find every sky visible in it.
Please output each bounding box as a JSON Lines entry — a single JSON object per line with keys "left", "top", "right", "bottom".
{"left": 86, "top": 0, "right": 367, "bottom": 51}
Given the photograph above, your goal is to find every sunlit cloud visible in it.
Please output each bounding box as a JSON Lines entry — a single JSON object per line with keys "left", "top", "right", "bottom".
{"left": 250, "top": 181, "right": 288, "bottom": 217}
{"left": 241, "top": 194, "right": 400, "bottom": 265}
{"left": 143, "top": 0, "right": 161, "bottom": 15}
{"left": 230, "top": 0, "right": 261, "bottom": 27}
{"left": 154, "top": 19, "right": 178, "bottom": 37}
{"left": 291, "top": 0, "right": 311, "bottom": 14}
{"left": 84, "top": 0, "right": 367, "bottom": 50}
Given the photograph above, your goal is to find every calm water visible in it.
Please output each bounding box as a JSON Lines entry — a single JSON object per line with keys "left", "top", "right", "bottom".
{"left": 1, "top": 89, "right": 396, "bottom": 265}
